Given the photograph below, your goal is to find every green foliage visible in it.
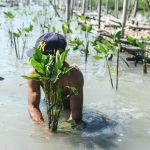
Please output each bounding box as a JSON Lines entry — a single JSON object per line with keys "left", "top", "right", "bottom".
{"left": 60, "top": 19, "right": 72, "bottom": 36}
{"left": 127, "top": 36, "right": 146, "bottom": 50}
{"left": 22, "top": 48, "right": 77, "bottom": 132}
{"left": 22, "top": 24, "right": 33, "bottom": 33}
{"left": 32, "top": 17, "right": 38, "bottom": 23}
{"left": 92, "top": 36, "right": 115, "bottom": 59}
{"left": 63, "top": 86, "right": 78, "bottom": 100}
{"left": 4, "top": 11, "right": 15, "bottom": 19}
{"left": 69, "top": 36, "right": 84, "bottom": 50}
{"left": 21, "top": 74, "right": 41, "bottom": 80}
{"left": 52, "top": 26, "right": 56, "bottom": 32}
{"left": 0, "top": 77, "right": 4, "bottom": 81}
{"left": 112, "top": 30, "right": 122, "bottom": 43}
{"left": 81, "top": 24, "right": 92, "bottom": 33}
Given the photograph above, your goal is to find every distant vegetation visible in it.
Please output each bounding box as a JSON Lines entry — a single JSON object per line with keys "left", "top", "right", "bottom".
{"left": 90, "top": 0, "right": 147, "bottom": 11}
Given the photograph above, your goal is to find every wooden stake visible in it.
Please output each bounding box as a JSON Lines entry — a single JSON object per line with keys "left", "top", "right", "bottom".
{"left": 144, "top": 0, "right": 150, "bottom": 12}
{"left": 98, "top": 0, "right": 102, "bottom": 29}
{"left": 66, "top": 0, "right": 71, "bottom": 21}
{"left": 106, "top": 0, "right": 109, "bottom": 14}
{"left": 133, "top": 0, "right": 139, "bottom": 17}
{"left": 114, "top": 0, "right": 119, "bottom": 18}
{"left": 82, "top": 0, "right": 86, "bottom": 15}
{"left": 71, "top": 0, "right": 74, "bottom": 16}
{"left": 121, "top": 0, "right": 128, "bottom": 38}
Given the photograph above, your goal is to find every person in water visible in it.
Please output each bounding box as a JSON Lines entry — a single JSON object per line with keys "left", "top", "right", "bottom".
{"left": 26, "top": 32, "right": 84, "bottom": 125}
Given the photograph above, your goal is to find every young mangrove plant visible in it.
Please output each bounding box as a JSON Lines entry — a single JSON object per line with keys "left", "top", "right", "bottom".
{"left": 22, "top": 48, "right": 78, "bottom": 132}
{"left": 69, "top": 35, "right": 84, "bottom": 51}
{"left": 80, "top": 16, "right": 92, "bottom": 62}
{"left": 21, "top": 24, "right": 33, "bottom": 59}
{"left": 60, "top": 19, "right": 72, "bottom": 38}
{"left": 127, "top": 36, "right": 148, "bottom": 73}
{"left": 4, "top": 11, "right": 15, "bottom": 47}
{"left": 112, "top": 30, "right": 122, "bottom": 90}
{"left": 9, "top": 24, "right": 33, "bottom": 59}
{"left": 92, "top": 36, "right": 116, "bottom": 88}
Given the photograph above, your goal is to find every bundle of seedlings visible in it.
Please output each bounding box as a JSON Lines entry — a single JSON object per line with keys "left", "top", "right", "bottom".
{"left": 22, "top": 48, "right": 77, "bottom": 132}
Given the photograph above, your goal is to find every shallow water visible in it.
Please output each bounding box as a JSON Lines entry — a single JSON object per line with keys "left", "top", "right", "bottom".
{"left": 0, "top": 4, "right": 150, "bottom": 150}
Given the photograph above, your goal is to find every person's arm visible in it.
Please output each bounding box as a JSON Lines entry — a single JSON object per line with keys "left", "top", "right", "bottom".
{"left": 27, "top": 68, "right": 44, "bottom": 124}
{"left": 69, "top": 69, "right": 84, "bottom": 123}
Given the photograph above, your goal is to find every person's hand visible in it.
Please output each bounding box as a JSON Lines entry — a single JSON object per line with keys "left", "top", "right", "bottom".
{"left": 28, "top": 106, "right": 44, "bottom": 124}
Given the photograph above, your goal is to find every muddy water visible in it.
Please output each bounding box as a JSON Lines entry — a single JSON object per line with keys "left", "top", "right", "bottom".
{"left": 0, "top": 5, "right": 150, "bottom": 150}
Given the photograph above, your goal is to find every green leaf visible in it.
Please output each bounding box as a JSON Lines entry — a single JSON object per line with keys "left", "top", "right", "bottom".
{"left": 33, "top": 48, "right": 42, "bottom": 62}
{"left": 81, "top": 24, "right": 92, "bottom": 32}
{"left": 32, "top": 17, "right": 38, "bottom": 23}
{"left": 4, "top": 11, "right": 15, "bottom": 19}
{"left": 47, "top": 103, "right": 57, "bottom": 113}
{"left": 62, "top": 24, "right": 68, "bottom": 36}
{"left": 52, "top": 26, "right": 56, "bottom": 32}
{"left": 13, "top": 32, "right": 21, "bottom": 38}
{"left": 21, "top": 74, "right": 41, "bottom": 80}
{"left": 80, "top": 15, "right": 87, "bottom": 22}
{"left": 63, "top": 86, "right": 78, "bottom": 100}
{"left": 0, "top": 77, "right": 4, "bottom": 81}
{"left": 127, "top": 36, "right": 137, "bottom": 45}
{"left": 93, "top": 55, "right": 104, "bottom": 60}
{"left": 30, "top": 58, "right": 44, "bottom": 74}
{"left": 22, "top": 24, "right": 33, "bottom": 33}
{"left": 86, "top": 25, "right": 92, "bottom": 32}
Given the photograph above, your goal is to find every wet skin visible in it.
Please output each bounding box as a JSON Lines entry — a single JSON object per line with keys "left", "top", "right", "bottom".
{"left": 27, "top": 61, "right": 84, "bottom": 125}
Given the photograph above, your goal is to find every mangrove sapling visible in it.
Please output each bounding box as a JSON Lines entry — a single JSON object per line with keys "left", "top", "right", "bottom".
{"left": 80, "top": 16, "right": 92, "bottom": 62}
{"left": 112, "top": 30, "right": 122, "bottom": 90}
{"left": 60, "top": 19, "right": 72, "bottom": 38}
{"left": 3, "top": 11, "right": 15, "bottom": 47}
{"left": 69, "top": 36, "right": 84, "bottom": 51}
{"left": 21, "top": 24, "right": 33, "bottom": 59}
{"left": 22, "top": 48, "right": 77, "bottom": 132}
{"left": 11, "top": 30, "right": 22, "bottom": 59}
{"left": 92, "top": 36, "right": 116, "bottom": 88}
{"left": 127, "top": 36, "right": 148, "bottom": 73}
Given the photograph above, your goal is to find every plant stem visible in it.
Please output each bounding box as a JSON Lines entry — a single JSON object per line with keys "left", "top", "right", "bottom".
{"left": 13, "top": 36, "right": 19, "bottom": 59}
{"left": 116, "top": 46, "right": 120, "bottom": 90}
{"left": 106, "top": 59, "right": 114, "bottom": 88}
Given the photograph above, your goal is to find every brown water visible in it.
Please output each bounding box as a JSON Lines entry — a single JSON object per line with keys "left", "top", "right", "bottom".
{"left": 0, "top": 4, "right": 150, "bottom": 150}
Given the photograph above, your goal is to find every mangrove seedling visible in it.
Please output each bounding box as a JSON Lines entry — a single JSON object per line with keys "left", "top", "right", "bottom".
{"left": 80, "top": 16, "right": 92, "bottom": 62}
{"left": 4, "top": 11, "right": 15, "bottom": 47}
{"left": 127, "top": 36, "right": 148, "bottom": 73}
{"left": 21, "top": 24, "right": 33, "bottom": 59}
{"left": 4, "top": 11, "right": 15, "bottom": 19}
{"left": 60, "top": 19, "right": 72, "bottom": 38}
{"left": 69, "top": 36, "right": 84, "bottom": 51}
{"left": 92, "top": 36, "right": 116, "bottom": 88}
{"left": 22, "top": 48, "right": 77, "bottom": 132}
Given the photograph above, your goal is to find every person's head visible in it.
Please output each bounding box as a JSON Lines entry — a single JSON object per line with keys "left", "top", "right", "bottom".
{"left": 26, "top": 32, "right": 67, "bottom": 57}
